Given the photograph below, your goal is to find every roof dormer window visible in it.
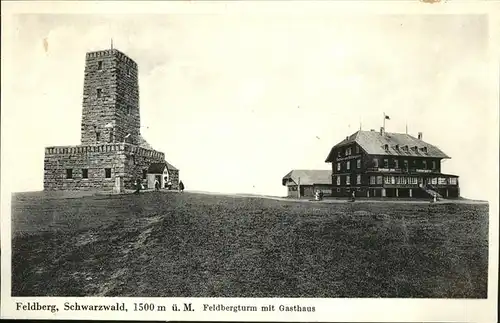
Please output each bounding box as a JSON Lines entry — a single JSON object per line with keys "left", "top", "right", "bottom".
{"left": 384, "top": 144, "right": 389, "bottom": 151}
{"left": 420, "top": 147, "right": 428, "bottom": 153}
{"left": 394, "top": 144, "right": 399, "bottom": 150}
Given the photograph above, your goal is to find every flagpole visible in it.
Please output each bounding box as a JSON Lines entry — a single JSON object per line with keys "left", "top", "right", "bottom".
{"left": 383, "top": 112, "right": 386, "bottom": 130}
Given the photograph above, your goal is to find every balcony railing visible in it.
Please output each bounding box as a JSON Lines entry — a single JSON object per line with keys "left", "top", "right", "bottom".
{"left": 367, "top": 167, "right": 440, "bottom": 173}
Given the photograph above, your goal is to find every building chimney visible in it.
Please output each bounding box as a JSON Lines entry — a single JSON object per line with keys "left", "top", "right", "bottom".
{"left": 418, "top": 132, "right": 423, "bottom": 140}
{"left": 380, "top": 127, "right": 385, "bottom": 136}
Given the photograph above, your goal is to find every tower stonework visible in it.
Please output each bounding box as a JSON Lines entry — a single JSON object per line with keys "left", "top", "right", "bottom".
{"left": 81, "top": 49, "right": 140, "bottom": 146}
{"left": 43, "top": 48, "right": 179, "bottom": 191}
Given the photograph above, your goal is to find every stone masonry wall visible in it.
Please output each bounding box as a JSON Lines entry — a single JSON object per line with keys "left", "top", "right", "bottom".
{"left": 80, "top": 49, "right": 140, "bottom": 146}
{"left": 123, "top": 145, "right": 165, "bottom": 189}
{"left": 44, "top": 143, "right": 166, "bottom": 191}
{"left": 169, "top": 169, "right": 180, "bottom": 190}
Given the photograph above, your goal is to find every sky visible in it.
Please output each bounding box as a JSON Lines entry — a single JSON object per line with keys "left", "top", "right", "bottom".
{"left": 1, "top": 12, "right": 498, "bottom": 199}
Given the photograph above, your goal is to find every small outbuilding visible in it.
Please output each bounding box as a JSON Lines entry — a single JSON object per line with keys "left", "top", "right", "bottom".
{"left": 282, "top": 169, "right": 332, "bottom": 198}
{"left": 147, "top": 161, "right": 179, "bottom": 190}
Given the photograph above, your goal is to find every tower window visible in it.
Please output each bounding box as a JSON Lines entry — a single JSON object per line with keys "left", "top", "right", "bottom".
{"left": 127, "top": 67, "right": 131, "bottom": 76}
{"left": 142, "top": 169, "right": 147, "bottom": 179}
{"left": 82, "top": 169, "right": 88, "bottom": 179}
{"left": 105, "top": 168, "right": 112, "bottom": 178}
{"left": 97, "top": 61, "right": 103, "bottom": 70}
{"left": 126, "top": 106, "right": 130, "bottom": 115}
{"left": 66, "top": 169, "right": 73, "bottom": 179}
{"left": 97, "top": 88, "right": 102, "bottom": 98}
{"left": 96, "top": 131, "right": 100, "bottom": 142}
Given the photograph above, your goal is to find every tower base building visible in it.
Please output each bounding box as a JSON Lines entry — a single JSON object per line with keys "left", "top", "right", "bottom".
{"left": 43, "top": 48, "right": 179, "bottom": 192}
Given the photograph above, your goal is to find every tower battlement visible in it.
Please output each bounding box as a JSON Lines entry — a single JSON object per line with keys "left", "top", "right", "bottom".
{"left": 85, "top": 49, "right": 138, "bottom": 67}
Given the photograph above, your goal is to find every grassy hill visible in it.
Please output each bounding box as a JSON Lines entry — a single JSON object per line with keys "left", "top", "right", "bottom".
{"left": 11, "top": 191, "right": 488, "bottom": 298}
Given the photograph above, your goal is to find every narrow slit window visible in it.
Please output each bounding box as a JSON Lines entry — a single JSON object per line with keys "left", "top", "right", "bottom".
{"left": 105, "top": 168, "right": 112, "bottom": 178}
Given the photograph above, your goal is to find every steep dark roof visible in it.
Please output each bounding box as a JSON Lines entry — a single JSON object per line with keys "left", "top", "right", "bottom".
{"left": 282, "top": 169, "right": 332, "bottom": 186}
{"left": 148, "top": 163, "right": 166, "bottom": 173}
{"left": 325, "top": 130, "right": 450, "bottom": 162}
{"left": 148, "top": 161, "right": 179, "bottom": 173}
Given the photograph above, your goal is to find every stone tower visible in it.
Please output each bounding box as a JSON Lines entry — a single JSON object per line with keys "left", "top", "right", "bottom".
{"left": 43, "top": 47, "right": 180, "bottom": 191}
{"left": 80, "top": 49, "right": 140, "bottom": 146}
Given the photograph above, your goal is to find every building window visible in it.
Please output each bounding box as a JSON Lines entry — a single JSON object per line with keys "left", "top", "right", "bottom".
{"left": 109, "top": 130, "right": 114, "bottom": 143}
{"left": 403, "top": 160, "right": 409, "bottom": 170}
{"left": 356, "top": 175, "right": 361, "bottom": 185}
{"left": 432, "top": 161, "right": 436, "bottom": 169}
{"left": 422, "top": 160, "right": 427, "bottom": 169}
{"left": 337, "top": 163, "right": 341, "bottom": 171}
{"left": 384, "top": 176, "right": 392, "bottom": 184}
{"left": 383, "top": 159, "right": 389, "bottom": 168}
{"left": 337, "top": 151, "right": 341, "bottom": 158}
{"left": 66, "top": 169, "right": 73, "bottom": 179}
{"left": 373, "top": 158, "right": 379, "bottom": 168}
{"left": 370, "top": 176, "right": 376, "bottom": 185}
{"left": 127, "top": 67, "right": 131, "bottom": 76}
{"left": 449, "top": 178, "right": 457, "bottom": 185}
{"left": 355, "top": 146, "right": 360, "bottom": 154}
{"left": 97, "top": 88, "right": 102, "bottom": 98}
{"left": 97, "top": 61, "right": 103, "bottom": 70}
{"left": 384, "top": 144, "right": 389, "bottom": 151}
{"left": 105, "top": 168, "right": 112, "bottom": 178}
{"left": 143, "top": 169, "right": 147, "bottom": 179}
{"left": 376, "top": 176, "right": 383, "bottom": 185}
{"left": 337, "top": 176, "right": 341, "bottom": 186}
{"left": 82, "top": 169, "right": 88, "bottom": 179}
{"left": 438, "top": 178, "right": 447, "bottom": 185}
{"left": 346, "top": 176, "right": 350, "bottom": 185}
{"left": 346, "top": 161, "right": 350, "bottom": 170}
{"left": 431, "top": 177, "right": 437, "bottom": 185}
{"left": 96, "top": 132, "right": 100, "bottom": 142}
{"left": 394, "top": 159, "right": 399, "bottom": 169}
{"left": 356, "top": 159, "right": 361, "bottom": 168}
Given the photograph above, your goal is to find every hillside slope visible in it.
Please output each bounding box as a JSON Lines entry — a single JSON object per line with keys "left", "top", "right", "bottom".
{"left": 11, "top": 191, "right": 488, "bottom": 297}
